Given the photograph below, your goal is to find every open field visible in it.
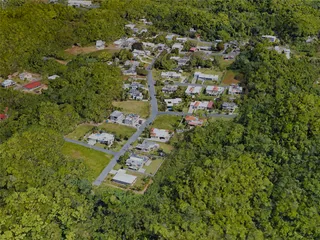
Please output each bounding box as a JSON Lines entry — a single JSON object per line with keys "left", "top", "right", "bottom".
{"left": 99, "top": 122, "right": 136, "bottom": 139}
{"left": 158, "top": 142, "right": 174, "bottom": 153}
{"left": 144, "top": 158, "right": 164, "bottom": 175}
{"left": 113, "top": 101, "right": 150, "bottom": 118}
{"left": 66, "top": 124, "right": 93, "bottom": 140}
{"left": 152, "top": 115, "right": 182, "bottom": 130}
{"left": 222, "top": 70, "right": 240, "bottom": 85}
{"left": 65, "top": 44, "right": 120, "bottom": 56}
{"left": 62, "top": 142, "right": 112, "bottom": 181}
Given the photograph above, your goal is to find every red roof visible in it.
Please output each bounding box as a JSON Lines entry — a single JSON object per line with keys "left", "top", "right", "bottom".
{"left": 0, "top": 114, "right": 7, "bottom": 120}
{"left": 24, "top": 81, "right": 41, "bottom": 90}
{"left": 190, "top": 47, "right": 198, "bottom": 52}
{"left": 207, "top": 101, "right": 214, "bottom": 109}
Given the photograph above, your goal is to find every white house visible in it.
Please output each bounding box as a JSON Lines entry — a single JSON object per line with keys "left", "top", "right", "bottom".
{"left": 172, "top": 43, "right": 184, "bottom": 53}
{"left": 1, "top": 79, "right": 15, "bottom": 88}
{"left": 185, "top": 86, "right": 202, "bottom": 95}
{"left": 136, "top": 140, "right": 159, "bottom": 152}
{"left": 48, "top": 75, "right": 60, "bottom": 80}
{"left": 19, "top": 72, "right": 33, "bottom": 81}
{"left": 189, "top": 101, "right": 213, "bottom": 113}
{"left": 194, "top": 72, "right": 219, "bottom": 81}
{"left": 126, "top": 155, "right": 148, "bottom": 170}
{"left": 68, "top": 0, "right": 92, "bottom": 7}
{"left": 222, "top": 102, "right": 238, "bottom": 111}
{"left": 132, "top": 49, "right": 151, "bottom": 57}
{"left": 112, "top": 169, "right": 137, "bottom": 185}
{"left": 206, "top": 86, "right": 225, "bottom": 96}
{"left": 125, "top": 24, "right": 136, "bottom": 30}
{"left": 96, "top": 40, "right": 105, "bottom": 50}
{"left": 262, "top": 35, "right": 277, "bottom": 42}
{"left": 150, "top": 128, "right": 172, "bottom": 142}
{"left": 228, "top": 84, "right": 243, "bottom": 95}
{"left": 109, "top": 111, "right": 125, "bottom": 123}
{"left": 161, "top": 72, "right": 181, "bottom": 79}
{"left": 176, "top": 37, "right": 188, "bottom": 43}
{"left": 274, "top": 46, "right": 290, "bottom": 59}
{"left": 164, "top": 98, "right": 182, "bottom": 109}
{"left": 142, "top": 42, "right": 156, "bottom": 49}
{"left": 87, "top": 132, "right": 114, "bottom": 146}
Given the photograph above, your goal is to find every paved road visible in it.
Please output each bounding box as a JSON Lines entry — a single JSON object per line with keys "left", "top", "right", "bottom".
{"left": 93, "top": 58, "right": 159, "bottom": 186}
{"left": 64, "top": 138, "right": 117, "bottom": 155}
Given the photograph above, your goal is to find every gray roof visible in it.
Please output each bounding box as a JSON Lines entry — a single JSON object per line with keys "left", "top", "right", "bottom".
{"left": 110, "top": 111, "right": 123, "bottom": 117}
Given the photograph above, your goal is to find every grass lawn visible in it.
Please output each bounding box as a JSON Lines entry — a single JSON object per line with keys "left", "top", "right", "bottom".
{"left": 158, "top": 142, "right": 174, "bottom": 153}
{"left": 99, "top": 122, "right": 136, "bottom": 139}
{"left": 144, "top": 159, "right": 164, "bottom": 175}
{"left": 113, "top": 101, "right": 150, "bottom": 118}
{"left": 222, "top": 70, "right": 240, "bottom": 85}
{"left": 152, "top": 115, "right": 182, "bottom": 130}
{"left": 66, "top": 124, "right": 94, "bottom": 140}
{"left": 62, "top": 142, "right": 112, "bottom": 181}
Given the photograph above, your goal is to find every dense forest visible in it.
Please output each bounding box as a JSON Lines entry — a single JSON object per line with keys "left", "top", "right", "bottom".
{"left": 1, "top": 0, "right": 320, "bottom": 239}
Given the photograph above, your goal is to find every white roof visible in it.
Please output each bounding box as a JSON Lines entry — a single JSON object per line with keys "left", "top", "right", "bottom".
{"left": 112, "top": 170, "right": 137, "bottom": 184}
{"left": 164, "top": 98, "right": 182, "bottom": 106}
{"left": 206, "top": 85, "right": 224, "bottom": 92}
{"left": 151, "top": 128, "right": 170, "bottom": 138}
{"left": 185, "top": 86, "right": 202, "bottom": 94}
{"left": 88, "top": 132, "right": 114, "bottom": 141}
{"left": 190, "top": 101, "right": 211, "bottom": 108}
{"left": 172, "top": 43, "right": 183, "bottom": 49}
{"left": 2, "top": 79, "right": 15, "bottom": 86}
{"left": 48, "top": 75, "right": 60, "bottom": 80}
{"left": 194, "top": 72, "right": 218, "bottom": 80}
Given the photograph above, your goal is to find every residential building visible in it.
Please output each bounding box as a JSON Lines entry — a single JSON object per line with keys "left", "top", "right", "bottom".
{"left": 206, "top": 86, "right": 225, "bottom": 96}
{"left": 68, "top": 0, "right": 92, "bottom": 7}
{"left": 177, "top": 57, "right": 190, "bottom": 66}
{"left": 166, "top": 34, "right": 176, "bottom": 41}
{"left": 176, "top": 37, "right": 188, "bottom": 43}
{"left": 157, "top": 44, "right": 167, "bottom": 50}
{"left": 19, "top": 72, "right": 33, "bottom": 81}
{"left": 1, "top": 79, "right": 15, "bottom": 88}
{"left": 161, "top": 72, "right": 181, "bottom": 79}
{"left": 198, "top": 46, "right": 212, "bottom": 51}
{"left": 126, "top": 155, "right": 148, "bottom": 170}
{"left": 96, "top": 40, "right": 105, "bottom": 50}
{"left": 23, "top": 81, "right": 41, "bottom": 91}
{"left": 172, "top": 43, "right": 184, "bottom": 53}
{"left": 142, "top": 42, "right": 156, "bottom": 49}
{"left": 190, "top": 47, "right": 198, "bottom": 52}
{"left": 136, "top": 140, "right": 159, "bottom": 152}
{"left": 222, "top": 102, "right": 238, "bottom": 111}
{"left": 194, "top": 72, "right": 219, "bottom": 81}
{"left": 112, "top": 169, "right": 137, "bottom": 185}
{"left": 274, "top": 46, "right": 291, "bottom": 59}
{"left": 262, "top": 35, "right": 277, "bottom": 42}
{"left": 123, "top": 61, "right": 140, "bottom": 76}
{"left": 150, "top": 128, "right": 172, "bottom": 142}
{"left": 125, "top": 23, "right": 136, "bottom": 30}
{"left": 132, "top": 49, "right": 151, "bottom": 57}
{"left": 109, "top": 111, "right": 125, "bottom": 123}
{"left": 189, "top": 101, "right": 213, "bottom": 112}
{"left": 228, "top": 84, "right": 243, "bottom": 95}
{"left": 87, "top": 132, "right": 114, "bottom": 146}
{"left": 48, "top": 75, "right": 60, "bottom": 80}
{"left": 114, "top": 38, "right": 136, "bottom": 49}
{"left": 185, "top": 115, "right": 204, "bottom": 127}
{"left": 124, "top": 114, "right": 140, "bottom": 126}
{"left": 185, "top": 86, "right": 202, "bottom": 95}
{"left": 129, "top": 89, "right": 143, "bottom": 100}
{"left": 164, "top": 98, "right": 182, "bottom": 109}
{"left": 0, "top": 107, "right": 8, "bottom": 121}
{"left": 190, "top": 28, "right": 197, "bottom": 33}
{"left": 162, "top": 85, "right": 178, "bottom": 93}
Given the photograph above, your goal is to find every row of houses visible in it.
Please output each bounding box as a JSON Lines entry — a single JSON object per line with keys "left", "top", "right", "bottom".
{"left": 185, "top": 84, "right": 242, "bottom": 96}
{"left": 109, "top": 111, "right": 145, "bottom": 128}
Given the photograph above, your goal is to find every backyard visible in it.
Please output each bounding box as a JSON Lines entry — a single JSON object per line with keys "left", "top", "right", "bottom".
{"left": 113, "top": 100, "right": 150, "bottom": 118}
{"left": 151, "top": 115, "right": 182, "bottom": 130}
{"left": 66, "top": 124, "right": 94, "bottom": 140}
{"left": 222, "top": 70, "right": 240, "bottom": 85}
{"left": 144, "top": 158, "right": 164, "bottom": 175}
{"left": 99, "top": 122, "right": 136, "bottom": 139}
{"left": 62, "top": 142, "right": 112, "bottom": 181}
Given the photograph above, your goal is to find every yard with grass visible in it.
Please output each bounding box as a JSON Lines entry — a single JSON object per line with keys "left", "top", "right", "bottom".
{"left": 99, "top": 122, "right": 136, "bottom": 139}
{"left": 66, "top": 124, "right": 94, "bottom": 140}
{"left": 152, "top": 115, "right": 182, "bottom": 131}
{"left": 62, "top": 142, "right": 112, "bottom": 181}
{"left": 158, "top": 142, "right": 174, "bottom": 153}
{"left": 113, "top": 101, "right": 150, "bottom": 118}
{"left": 144, "top": 158, "right": 164, "bottom": 175}
{"left": 222, "top": 70, "right": 240, "bottom": 85}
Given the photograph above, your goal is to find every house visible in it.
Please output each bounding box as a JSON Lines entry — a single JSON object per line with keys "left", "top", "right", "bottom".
{"left": 112, "top": 169, "right": 137, "bottom": 185}
{"left": 164, "top": 98, "right": 182, "bottom": 110}
{"left": 161, "top": 72, "right": 181, "bottom": 79}
{"left": 172, "top": 43, "right": 184, "bottom": 53}
{"left": 185, "top": 115, "right": 204, "bottom": 127}
{"left": 189, "top": 101, "right": 213, "bottom": 112}
{"left": 109, "top": 111, "right": 125, "bottom": 123}
{"left": 150, "top": 128, "right": 172, "bottom": 142}
{"left": 166, "top": 34, "right": 176, "bottom": 41}
{"left": 123, "top": 61, "right": 140, "bottom": 76}
{"left": 19, "top": 72, "right": 33, "bottom": 81}
{"left": 157, "top": 44, "right": 167, "bottom": 50}
{"left": 177, "top": 57, "right": 190, "bottom": 66}
{"left": 228, "top": 84, "right": 243, "bottom": 95}
{"left": 96, "top": 40, "right": 105, "bottom": 50}
{"left": 136, "top": 140, "right": 159, "bottom": 152}
{"left": 206, "top": 86, "right": 225, "bottom": 96}
{"left": 190, "top": 28, "right": 197, "bottom": 33}
{"left": 23, "top": 81, "right": 41, "bottom": 91}
{"left": 190, "top": 47, "right": 198, "bottom": 52}
{"left": 124, "top": 114, "right": 140, "bottom": 126}
{"left": 125, "top": 23, "right": 136, "bottom": 30}
{"left": 132, "top": 49, "right": 151, "bottom": 57}
{"left": 87, "top": 132, "right": 114, "bottom": 146}
{"left": 222, "top": 102, "right": 238, "bottom": 111}
{"left": 139, "top": 29, "right": 148, "bottom": 34}
{"left": 126, "top": 155, "right": 148, "bottom": 170}
{"left": 68, "top": 0, "right": 92, "bottom": 7}
{"left": 48, "top": 75, "right": 60, "bottom": 80}
{"left": 194, "top": 72, "right": 219, "bottom": 81}
{"left": 129, "top": 89, "right": 143, "bottom": 100}
{"left": 142, "top": 42, "right": 156, "bottom": 49}
{"left": 198, "top": 46, "right": 212, "bottom": 51}
{"left": 0, "top": 107, "right": 8, "bottom": 121}
{"left": 274, "top": 46, "right": 290, "bottom": 59}
{"left": 185, "top": 86, "right": 202, "bottom": 95}
{"left": 114, "top": 38, "right": 136, "bottom": 49}
{"left": 262, "top": 35, "right": 277, "bottom": 42}
{"left": 162, "top": 85, "right": 178, "bottom": 93}
{"left": 1, "top": 79, "right": 15, "bottom": 88}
